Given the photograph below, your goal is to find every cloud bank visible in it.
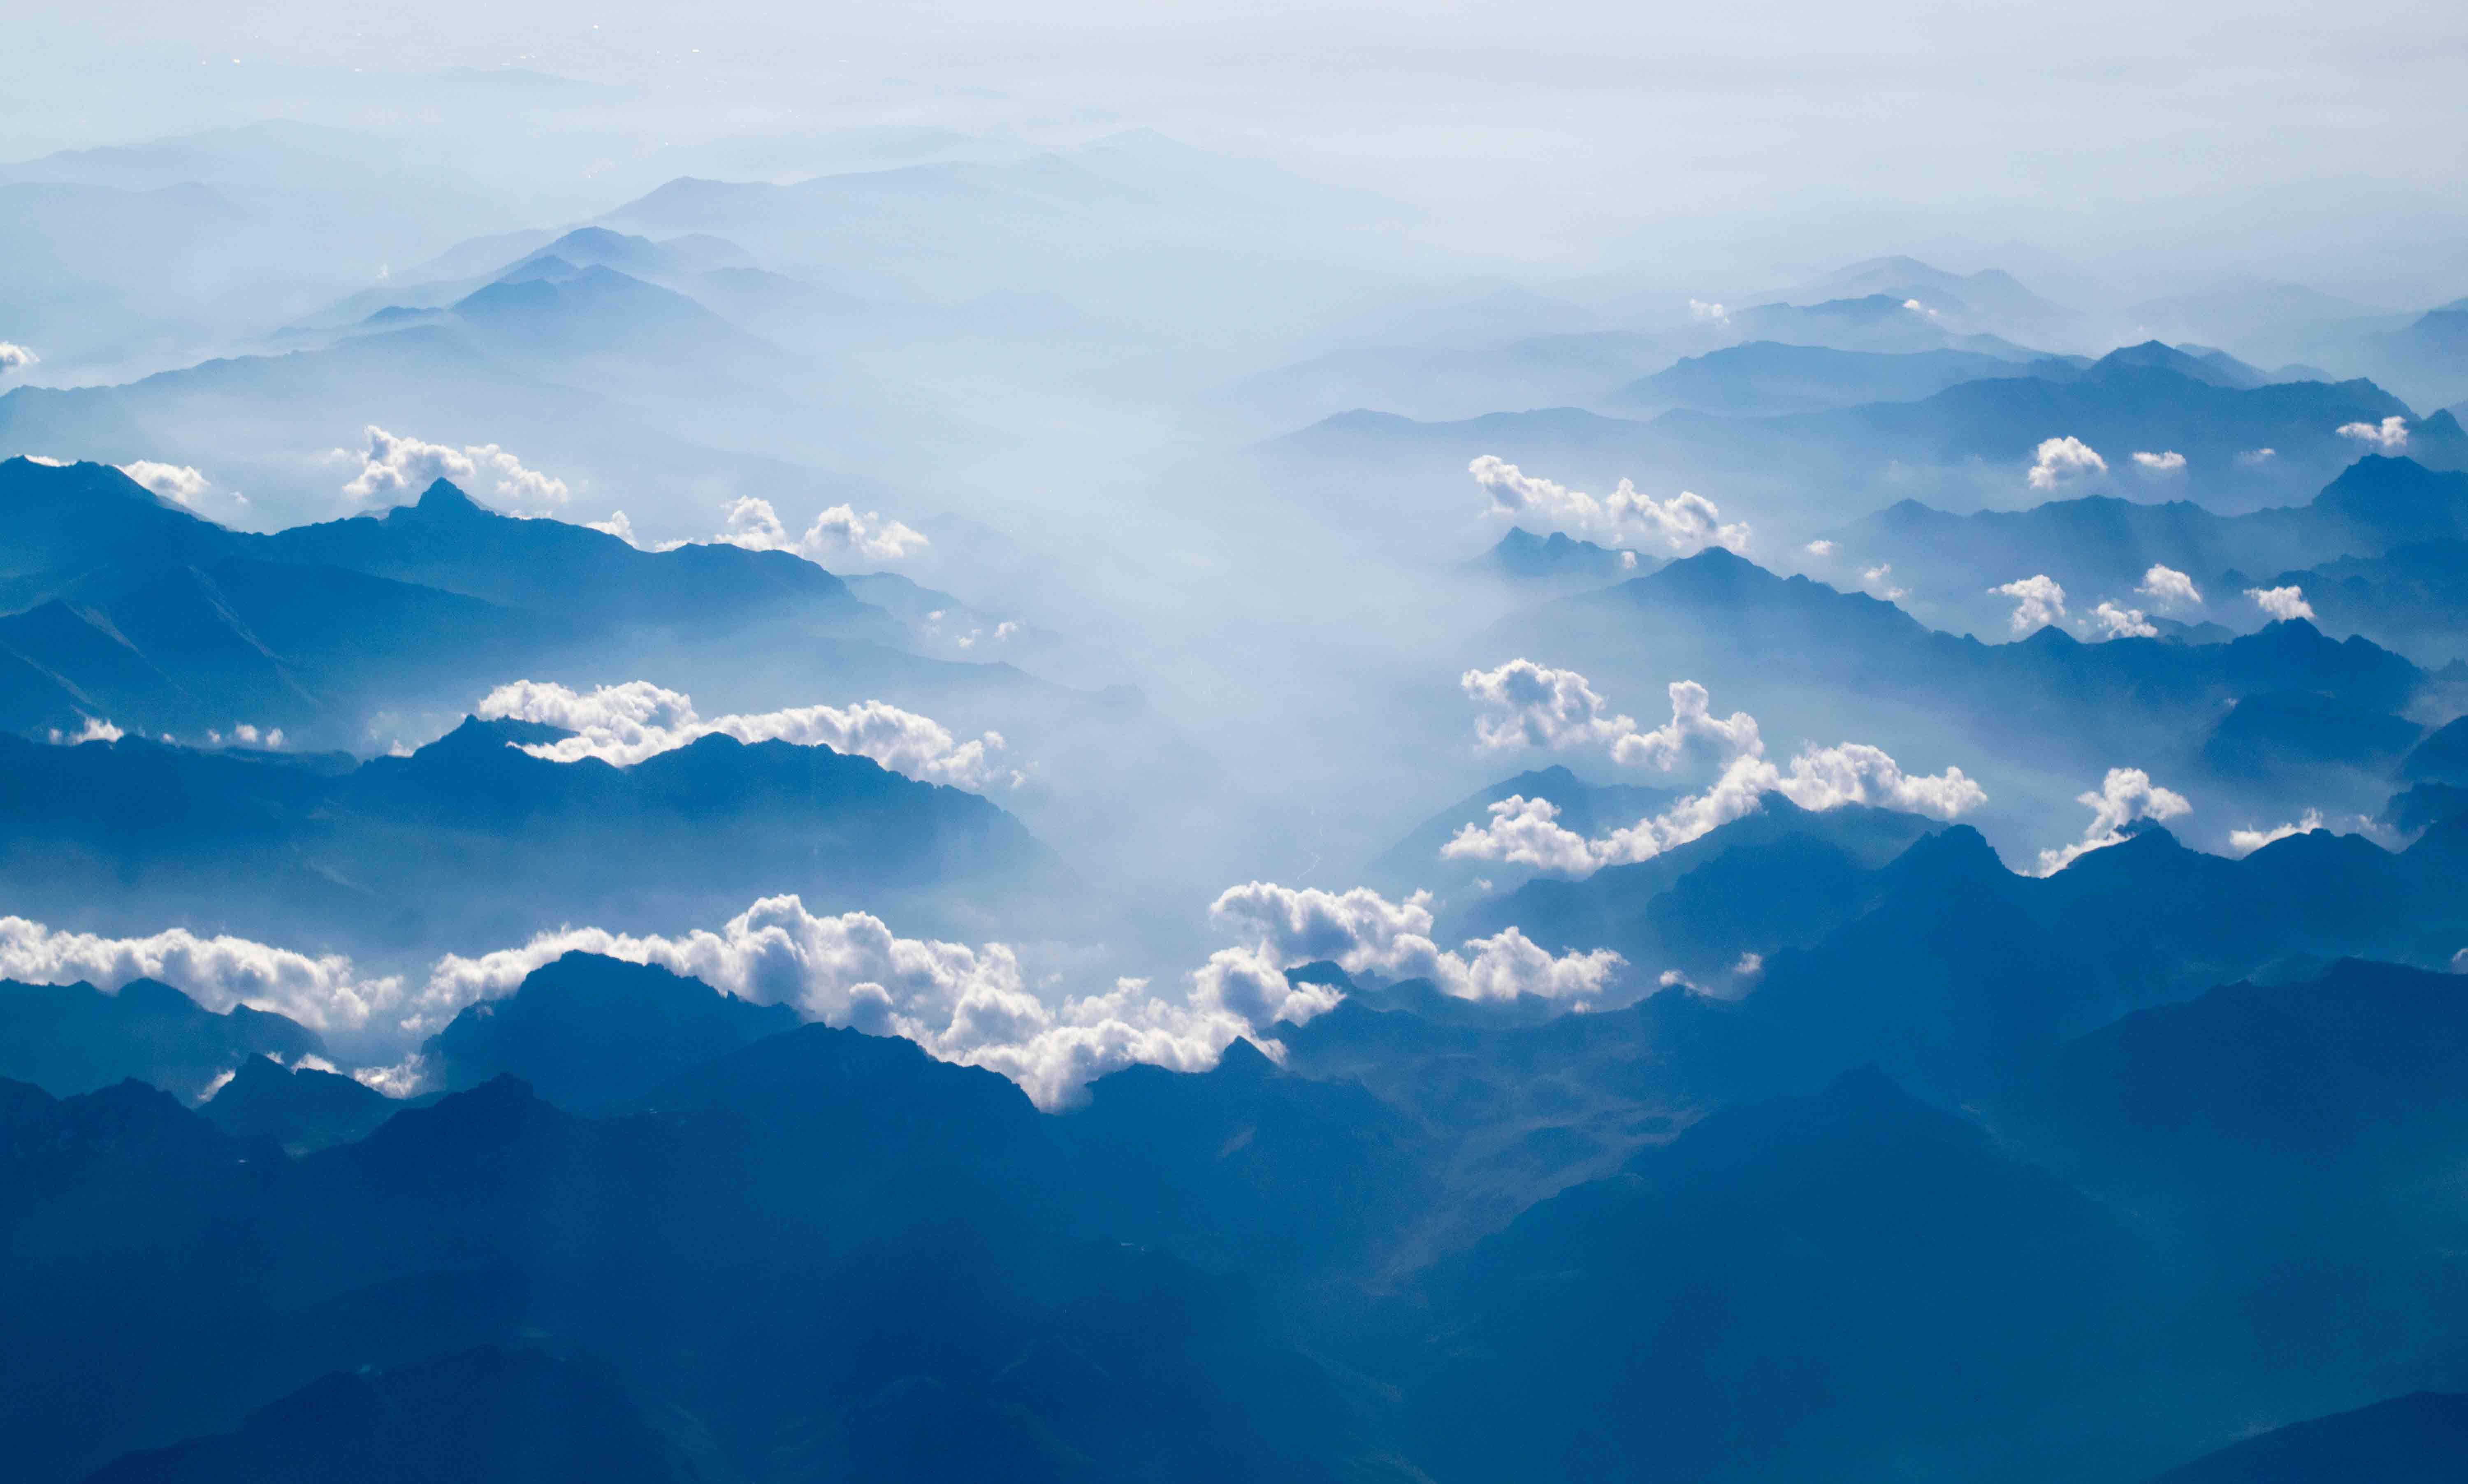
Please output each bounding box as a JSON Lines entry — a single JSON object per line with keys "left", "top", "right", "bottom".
{"left": 1206, "top": 882, "right": 1623, "bottom": 1004}
{"left": 2035, "top": 767, "right": 2191, "bottom": 875}
{"left": 1469, "top": 455, "right": 1749, "bottom": 555}
{"left": 476, "top": 679, "right": 1016, "bottom": 790}
{"left": 337, "top": 425, "right": 569, "bottom": 509}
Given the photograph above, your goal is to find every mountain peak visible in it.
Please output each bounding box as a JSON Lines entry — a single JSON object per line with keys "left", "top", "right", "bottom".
{"left": 413, "top": 479, "right": 489, "bottom": 516}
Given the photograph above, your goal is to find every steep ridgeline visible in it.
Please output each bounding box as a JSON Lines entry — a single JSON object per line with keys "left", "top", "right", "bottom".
{"left": 1835, "top": 456, "right": 2468, "bottom": 661}
{"left": 0, "top": 976, "right": 323, "bottom": 1101}
{"left": 1267, "top": 345, "right": 2465, "bottom": 522}
{"left": 1, "top": 1019, "right": 1410, "bottom": 1484}
{"left": 1486, "top": 545, "right": 2438, "bottom": 829}
{"left": 0, "top": 716, "right": 1064, "bottom": 956}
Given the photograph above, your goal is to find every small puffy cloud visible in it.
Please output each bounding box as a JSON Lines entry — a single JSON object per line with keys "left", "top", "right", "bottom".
{"left": 2132, "top": 450, "right": 2186, "bottom": 471}
{"left": 477, "top": 679, "right": 1016, "bottom": 789}
{"left": 0, "top": 916, "right": 404, "bottom": 1034}
{"left": 1445, "top": 681, "right": 1983, "bottom": 878}
{"left": 2035, "top": 767, "right": 2191, "bottom": 875}
{"left": 1860, "top": 562, "right": 1908, "bottom": 601}
{"left": 2227, "top": 809, "right": 2324, "bottom": 857}
{"left": 337, "top": 425, "right": 568, "bottom": 509}
{"left": 1902, "top": 298, "right": 1940, "bottom": 320}
{"left": 0, "top": 342, "right": 38, "bottom": 373}
{"left": 2088, "top": 601, "right": 2157, "bottom": 640}
{"left": 1804, "top": 539, "right": 1835, "bottom": 558}
{"left": 586, "top": 510, "right": 640, "bottom": 546}
{"left": 1689, "top": 299, "right": 1729, "bottom": 322}
{"left": 1992, "top": 574, "right": 2067, "bottom": 635}
{"left": 1469, "top": 456, "right": 1749, "bottom": 556}
{"left": 2337, "top": 416, "right": 2409, "bottom": 452}
{"left": 2245, "top": 584, "right": 2315, "bottom": 622}
{"left": 2027, "top": 436, "right": 2107, "bottom": 491}
{"left": 46, "top": 716, "right": 124, "bottom": 745}
{"left": 1207, "top": 881, "right": 1623, "bottom": 1005}
{"left": 2137, "top": 564, "right": 2202, "bottom": 609}
{"left": 711, "top": 495, "right": 927, "bottom": 566}
{"left": 2235, "top": 447, "right": 2277, "bottom": 466}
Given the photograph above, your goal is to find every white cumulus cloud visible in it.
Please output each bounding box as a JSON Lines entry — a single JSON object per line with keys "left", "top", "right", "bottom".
{"left": 2245, "top": 584, "right": 2315, "bottom": 622}
{"left": 118, "top": 460, "right": 214, "bottom": 506}
{"left": 2132, "top": 450, "right": 2186, "bottom": 471}
{"left": 1860, "top": 562, "right": 1908, "bottom": 601}
{"left": 1463, "top": 663, "right": 1761, "bottom": 773}
{"left": 336, "top": 425, "right": 569, "bottom": 509}
{"left": 1206, "top": 881, "right": 1623, "bottom": 1004}
{"left": 709, "top": 495, "right": 927, "bottom": 566}
{"left": 2089, "top": 601, "right": 2157, "bottom": 640}
{"left": 2028, "top": 436, "right": 2107, "bottom": 491}
{"left": 2337, "top": 416, "right": 2409, "bottom": 451}
{"left": 2035, "top": 767, "right": 2191, "bottom": 875}
{"left": 477, "top": 679, "right": 1016, "bottom": 790}
{"left": 0, "top": 342, "right": 38, "bottom": 372}
{"left": 1992, "top": 574, "right": 2068, "bottom": 635}
{"left": 1469, "top": 456, "right": 1749, "bottom": 556}
{"left": 2137, "top": 565, "right": 2202, "bottom": 610}
{"left": 1445, "top": 680, "right": 1984, "bottom": 878}
{"left": 1804, "top": 539, "right": 1835, "bottom": 558}
{"left": 46, "top": 716, "right": 125, "bottom": 745}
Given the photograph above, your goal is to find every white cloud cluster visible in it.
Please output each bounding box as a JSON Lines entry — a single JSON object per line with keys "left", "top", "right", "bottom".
{"left": 0, "top": 916, "right": 405, "bottom": 1034}
{"left": 477, "top": 679, "right": 1017, "bottom": 790}
{"left": 2089, "top": 601, "right": 2157, "bottom": 640}
{"left": 336, "top": 425, "right": 569, "bottom": 509}
{"left": 0, "top": 342, "right": 37, "bottom": 372}
{"left": 2035, "top": 767, "right": 2191, "bottom": 875}
{"left": 2337, "top": 416, "right": 2410, "bottom": 451}
{"left": 1804, "top": 539, "right": 1835, "bottom": 558}
{"left": 587, "top": 511, "right": 640, "bottom": 545}
{"left": 1446, "top": 677, "right": 1984, "bottom": 877}
{"left": 2245, "top": 584, "right": 2315, "bottom": 622}
{"left": 118, "top": 460, "right": 214, "bottom": 507}
{"left": 2137, "top": 565, "right": 2202, "bottom": 610}
{"left": 1462, "top": 663, "right": 1759, "bottom": 773}
{"left": 2027, "top": 436, "right": 2107, "bottom": 491}
{"left": 2227, "top": 809, "right": 2325, "bottom": 857}
{"left": 1468, "top": 456, "right": 1749, "bottom": 556}
{"left": 710, "top": 495, "right": 927, "bottom": 566}
{"left": 2235, "top": 447, "right": 2277, "bottom": 466}
{"left": 46, "top": 716, "right": 125, "bottom": 745}
{"left": 1207, "top": 882, "right": 1623, "bottom": 1004}
{"left": 2132, "top": 450, "right": 2187, "bottom": 471}
{"left": 1902, "top": 298, "right": 1940, "bottom": 320}
{"left": 1689, "top": 299, "right": 1729, "bottom": 322}
{"left": 1992, "top": 574, "right": 2067, "bottom": 635}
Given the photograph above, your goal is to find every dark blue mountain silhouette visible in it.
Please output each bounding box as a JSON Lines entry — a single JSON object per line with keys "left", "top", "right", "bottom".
{"left": 0, "top": 977, "right": 321, "bottom": 1100}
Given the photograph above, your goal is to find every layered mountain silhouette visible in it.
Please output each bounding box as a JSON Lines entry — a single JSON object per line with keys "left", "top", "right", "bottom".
{"left": 0, "top": 715, "right": 1063, "bottom": 955}
{"left": 1835, "top": 457, "right": 2468, "bottom": 646}
{"left": 0, "top": 976, "right": 322, "bottom": 1100}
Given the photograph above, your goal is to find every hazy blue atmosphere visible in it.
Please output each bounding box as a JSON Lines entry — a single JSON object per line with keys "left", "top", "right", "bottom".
{"left": 6, "top": 3, "right": 2468, "bottom": 1481}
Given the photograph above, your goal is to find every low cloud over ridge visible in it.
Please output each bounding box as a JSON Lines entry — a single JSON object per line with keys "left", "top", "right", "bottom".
{"left": 476, "top": 680, "right": 1018, "bottom": 790}
{"left": 337, "top": 425, "right": 569, "bottom": 509}
{"left": 1448, "top": 670, "right": 1985, "bottom": 877}
{"left": 1469, "top": 455, "right": 1749, "bottom": 555}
